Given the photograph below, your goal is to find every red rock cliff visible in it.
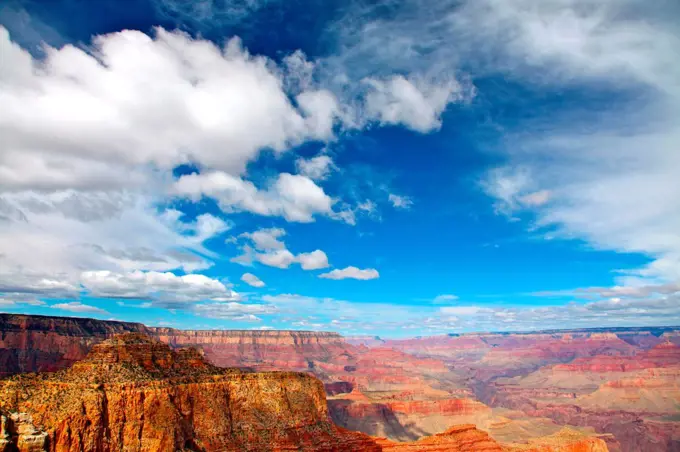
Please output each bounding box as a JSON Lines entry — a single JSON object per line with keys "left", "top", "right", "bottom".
{"left": 0, "top": 313, "right": 151, "bottom": 376}
{"left": 0, "top": 314, "right": 349, "bottom": 376}
{"left": 152, "top": 328, "right": 350, "bottom": 370}
{"left": 0, "top": 334, "right": 380, "bottom": 452}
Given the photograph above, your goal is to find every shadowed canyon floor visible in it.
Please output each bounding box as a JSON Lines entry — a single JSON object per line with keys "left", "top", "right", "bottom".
{"left": 2, "top": 314, "right": 678, "bottom": 450}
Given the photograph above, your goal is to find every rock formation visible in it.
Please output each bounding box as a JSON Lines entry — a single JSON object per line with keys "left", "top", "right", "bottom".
{"left": 0, "top": 332, "right": 610, "bottom": 452}
{"left": 0, "top": 411, "right": 48, "bottom": 452}
{"left": 0, "top": 314, "right": 151, "bottom": 376}
{"left": 0, "top": 334, "right": 380, "bottom": 452}
{"left": 376, "top": 424, "right": 504, "bottom": 451}
{"left": 1, "top": 314, "right": 673, "bottom": 451}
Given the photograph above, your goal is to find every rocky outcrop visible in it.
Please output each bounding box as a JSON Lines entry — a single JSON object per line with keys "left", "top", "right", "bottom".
{"left": 376, "top": 424, "right": 504, "bottom": 451}
{"left": 375, "top": 424, "right": 608, "bottom": 452}
{"left": 502, "top": 428, "right": 609, "bottom": 452}
{"left": 0, "top": 334, "right": 380, "bottom": 452}
{"left": 0, "top": 412, "right": 48, "bottom": 452}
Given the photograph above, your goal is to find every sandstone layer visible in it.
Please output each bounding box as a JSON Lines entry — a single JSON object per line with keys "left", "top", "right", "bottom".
{"left": 0, "top": 314, "right": 150, "bottom": 376}
{"left": 0, "top": 334, "right": 380, "bottom": 452}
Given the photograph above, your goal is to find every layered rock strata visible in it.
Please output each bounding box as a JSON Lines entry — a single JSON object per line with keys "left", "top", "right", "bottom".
{"left": 0, "top": 334, "right": 380, "bottom": 452}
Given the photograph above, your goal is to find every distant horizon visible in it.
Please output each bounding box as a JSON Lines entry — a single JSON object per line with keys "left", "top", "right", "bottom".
{"left": 1, "top": 0, "right": 679, "bottom": 336}
{"left": 3, "top": 312, "right": 679, "bottom": 340}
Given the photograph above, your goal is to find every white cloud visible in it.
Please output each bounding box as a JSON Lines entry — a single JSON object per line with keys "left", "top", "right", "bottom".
{"left": 0, "top": 191, "right": 218, "bottom": 299}
{"left": 241, "top": 272, "right": 265, "bottom": 288}
{"left": 191, "top": 214, "right": 231, "bottom": 242}
{"left": 318, "top": 0, "right": 680, "bottom": 287}
{"left": 239, "top": 228, "right": 286, "bottom": 251}
{"left": 388, "top": 193, "right": 414, "bottom": 209}
{"left": 440, "top": 306, "right": 489, "bottom": 316}
{"left": 432, "top": 294, "right": 680, "bottom": 332}
{"left": 255, "top": 249, "right": 296, "bottom": 269}
{"left": 437, "top": 0, "right": 680, "bottom": 285}
{"left": 192, "top": 301, "right": 276, "bottom": 320}
{"left": 295, "top": 155, "right": 335, "bottom": 181}
{"left": 173, "top": 171, "right": 339, "bottom": 223}
{"left": 297, "top": 250, "right": 330, "bottom": 270}
{"left": 0, "top": 25, "right": 354, "bottom": 310}
{"left": 364, "top": 75, "right": 464, "bottom": 132}
{"left": 536, "top": 282, "right": 680, "bottom": 300}
{"left": 433, "top": 294, "right": 459, "bottom": 303}
{"left": 51, "top": 302, "right": 108, "bottom": 315}
{"left": 80, "top": 270, "right": 235, "bottom": 306}
{"left": 0, "top": 26, "right": 341, "bottom": 186}
{"left": 318, "top": 266, "right": 379, "bottom": 280}
{"left": 232, "top": 228, "right": 331, "bottom": 271}
{"left": 230, "top": 244, "right": 255, "bottom": 266}
{"left": 520, "top": 190, "right": 551, "bottom": 207}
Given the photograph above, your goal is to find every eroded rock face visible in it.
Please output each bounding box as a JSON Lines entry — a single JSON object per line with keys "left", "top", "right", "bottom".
{"left": 0, "top": 334, "right": 380, "bottom": 452}
{"left": 375, "top": 424, "right": 609, "bottom": 452}
{"left": 153, "top": 328, "right": 351, "bottom": 370}
{"left": 479, "top": 342, "right": 680, "bottom": 452}
{"left": 376, "top": 424, "right": 504, "bottom": 451}
{"left": 0, "top": 314, "right": 151, "bottom": 376}
{"left": 0, "top": 412, "right": 48, "bottom": 452}
{"left": 0, "top": 314, "right": 356, "bottom": 377}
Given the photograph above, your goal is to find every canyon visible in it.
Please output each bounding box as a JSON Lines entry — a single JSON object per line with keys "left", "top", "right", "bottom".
{"left": 1, "top": 313, "right": 678, "bottom": 450}
{"left": 0, "top": 332, "right": 606, "bottom": 452}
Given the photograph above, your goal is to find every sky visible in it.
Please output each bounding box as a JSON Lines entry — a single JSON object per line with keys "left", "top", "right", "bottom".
{"left": 0, "top": 0, "right": 679, "bottom": 337}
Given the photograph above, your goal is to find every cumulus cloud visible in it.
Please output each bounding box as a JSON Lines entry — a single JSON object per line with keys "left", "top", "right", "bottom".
{"left": 1, "top": 22, "right": 345, "bottom": 307}
{"left": 241, "top": 272, "right": 265, "bottom": 288}
{"left": 173, "top": 171, "right": 340, "bottom": 223}
{"left": 364, "top": 75, "right": 464, "bottom": 132}
{"left": 231, "top": 227, "right": 331, "bottom": 271}
{"left": 0, "top": 24, "right": 352, "bottom": 311}
{"left": 297, "top": 250, "right": 330, "bottom": 270}
{"left": 239, "top": 228, "right": 287, "bottom": 251}
{"left": 255, "top": 249, "right": 297, "bottom": 269}
{"left": 0, "top": 26, "right": 341, "bottom": 184}
{"left": 318, "top": 0, "right": 680, "bottom": 286}
{"left": 80, "top": 270, "right": 235, "bottom": 306}
{"left": 318, "top": 266, "right": 379, "bottom": 280}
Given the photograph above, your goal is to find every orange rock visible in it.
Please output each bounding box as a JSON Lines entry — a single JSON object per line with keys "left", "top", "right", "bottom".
{"left": 503, "top": 428, "right": 609, "bottom": 452}
{"left": 376, "top": 424, "right": 504, "bottom": 451}
{"left": 0, "top": 334, "right": 380, "bottom": 452}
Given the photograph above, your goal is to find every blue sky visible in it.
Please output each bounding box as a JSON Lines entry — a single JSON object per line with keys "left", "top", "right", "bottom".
{"left": 0, "top": 0, "right": 679, "bottom": 336}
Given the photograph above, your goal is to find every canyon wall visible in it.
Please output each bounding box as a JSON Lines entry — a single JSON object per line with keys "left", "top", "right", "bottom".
{"left": 0, "top": 334, "right": 381, "bottom": 452}
{"left": 5, "top": 314, "right": 673, "bottom": 450}
{"left": 153, "top": 327, "right": 350, "bottom": 371}
{"left": 0, "top": 333, "right": 608, "bottom": 452}
{"left": 0, "top": 313, "right": 150, "bottom": 376}
{"left": 0, "top": 314, "right": 349, "bottom": 376}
